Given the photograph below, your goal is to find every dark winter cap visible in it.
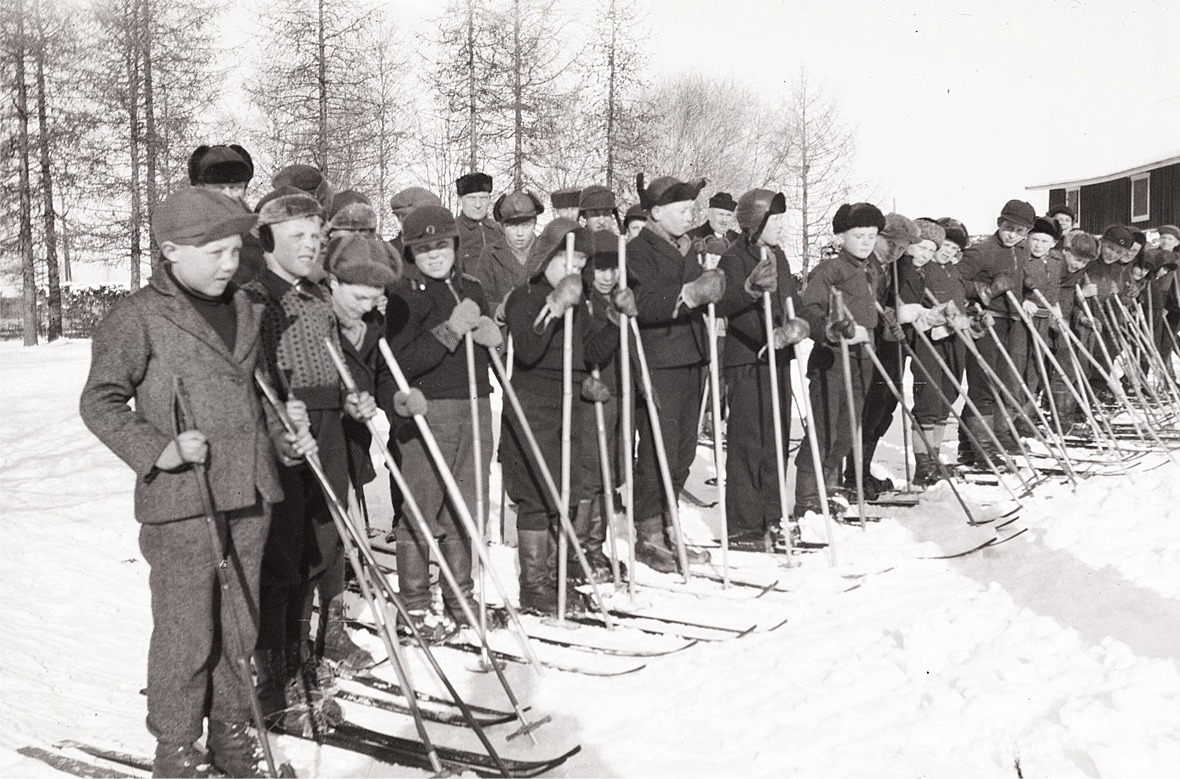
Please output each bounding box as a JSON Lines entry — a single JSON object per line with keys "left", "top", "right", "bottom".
{"left": 879, "top": 212, "right": 919, "bottom": 243}
{"left": 551, "top": 187, "right": 582, "bottom": 210}
{"left": 588, "top": 229, "right": 620, "bottom": 270}
{"left": 389, "top": 187, "right": 442, "bottom": 220}
{"left": 272, "top": 164, "right": 334, "bottom": 209}
{"left": 1030, "top": 217, "right": 1061, "bottom": 241}
{"left": 998, "top": 199, "right": 1036, "bottom": 229}
{"left": 524, "top": 218, "right": 590, "bottom": 279}
{"left": 578, "top": 185, "right": 617, "bottom": 214}
{"left": 735, "top": 189, "right": 786, "bottom": 241}
{"left": 494, "top": 191, "right": 544, "bottom": 224}
{"left": 327, "top": 190, "right": 377, "bottom": 233}
{"left": 636, "top": 173, "right": 706, "bottom": 211}
{"left": 1159, "top": 225, "right": 1180, "bottom": 242}
{"left": 914, "top": 217, "right": 946, "bottom": 247}
{"left": 623, "top": 204, "right": 648, "bottom": 227}
{"left": 937, "top": 217, "right": 970, "bottom": 250}
{"left": 1130, "top": 230, "right": 1147, "bottom": 247}
{"left": 188, "top": 144, "right": 254, "bottom": 186}
{"left": 832, "top": 202, "right": 886, "bottom": 234}
{"left": 401, "top": 205, "right": 459, "bottom": 249}
{"left": 1046, "top": 203, "right": 1077, "bottom": 222}
{"left": 1101, "top": 224, "right": 1135, "bottom": 250}
{"left": 1063, "top": 230, "right": 1099, "bottom": 262}
{"left": 153, "top": 187, "right": 258, "bottom": 247}
{"left": 708, "top": 192, "right": 738, "bottom": 212}
{"left": 456, "top": 172, "right": 493, "bottom": 197}
{"left": 255, "top": 187, "right": 324, "bottom": 228}
{"left": 325, "top": 233, "right": 402, "bottom": 288}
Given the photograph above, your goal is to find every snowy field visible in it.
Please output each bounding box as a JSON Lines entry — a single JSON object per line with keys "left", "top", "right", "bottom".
{"left": 2, "top": 338, "right": 1179, "bottom": 778}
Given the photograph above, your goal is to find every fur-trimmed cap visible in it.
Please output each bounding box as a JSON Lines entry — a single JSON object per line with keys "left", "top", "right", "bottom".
{"left": 1030, "top": 217, "right": 1061, "bottom": 241}
{"left": 524, "top": 218, "right": 592, "bottom": 280}
{"left": 188, "top": 144, "right": 254, "bottom": 185}
{"left": 635, "top": 173, "right": 706, "bottom": 211}
{"left": 550, "top": 187, "right": 582, "bottom": 210}
{"left": 389, "top": 187, "right": 441, "bottom": 220}
{"left": 998, "top": 199, "right": 1036, "bottom": 229}
{"left": 255, "top": 187, "right": 324, "bottom": 227}
{"left": 833, "top": 202, "right": 886, "bottom": 234}
{"left": 578, "top": 185, "right": 617, "bottom": 213}
{"left": 878, "top": 212, "right": 918, "bottom": 242}
{"left": 937, "top": 217, "right": 969, "bottom": 249}
{"left": 588, "top": 229, "right": 619, "bottom": 270}
{"left": 325, "top": 233, "right": 402, "bottom": 288}
{"left": 456, "top": 172, "right": 493, "bottom": 197}
{"left": 708, "top": 191, "right": 737, "bottom": 211}
{"left": 272, "top": 164, "right": 334, "bottom": 208}
{"left": 1063, "top": 229, "right": 1098, "bottom": 262}
{"left": 735, "top": 189, "right": 786, "bottom": 241}
{"left": 327, "top": 190, "right": 377, "bottom": 233}
{"left": 914, "top": 217, "right": 946, "bottom": 247}
{"left": 494, "top": 191, "right": 544, "bottom": 224}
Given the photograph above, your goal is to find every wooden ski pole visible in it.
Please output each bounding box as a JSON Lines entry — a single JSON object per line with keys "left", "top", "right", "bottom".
{"left": 557, "top": 233, "right": 575, "bottom": 624}
{"left": 375, "top": 339, "right": 547, "bottom": 668}
{"left": 760, "top": 246, "right": 792, "bottom": 552}
{"left": 498, "top": 335, "right": 515, "bottom": 543}
{"left": 892, "top": 259, "right": 914, "bottom": 491}
{"left": 830, "top": 289, "right": 868, "bottom": 531}
{"left": 617, "top": 235, "right": 637, "bottom": 599}
{"left": 590, "top": 366, "right": 622, "bottom": 588}
{"left": 322, "top": 340, "right": 544, "bottom": 741}
{"left": 706, "top": 299, "right": 730, "bottom": 586}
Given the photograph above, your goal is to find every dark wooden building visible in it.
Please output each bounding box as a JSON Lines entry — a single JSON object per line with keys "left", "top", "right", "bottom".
{"left": 1029, "top": 156, "right": 1180, "bottom": 234}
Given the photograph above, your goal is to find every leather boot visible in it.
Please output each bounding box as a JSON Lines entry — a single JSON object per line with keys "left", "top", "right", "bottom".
{"left": 319, "top": 594, "right": 374, "bottom": 673}
{"left": 912, "top": 453, "right": 939, "bottom": 487}
{"left": 152, "top": 741, "right": 213, "bottom": 778}
{"left": 964, "top": 414, "right": 998, "bottom": 467}
{"left": 206, "top": 720, "right": 267, "bottom": 778}
{"left": 252, "top": 647, "right": 289, "bottom": 729}
{"left": 634, "top": 516, "right": 678, "bottom": 573}
{"left": 517, "top": 529, "right": 557, "bottom": 615}
{"left": 571, "top": 498, "right": 612, "bottom": 583}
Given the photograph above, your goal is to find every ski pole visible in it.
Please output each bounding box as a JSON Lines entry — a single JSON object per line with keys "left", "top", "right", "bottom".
{"left": 892, "top": 260, "right": 914, "bottom": 491}
{"left": 558, "top": 233, "right": 575, "bottom": 623}
{"left": 322, "top": 340, "right": 543, "bottom": 742}
{"left": 830, "top": 289, "right": 868, "bottom": 531}
{"left": 590, "top": 366, "right": 622, "bottom": 588}
{"left": 373, "top": 340, "right": 547, "bottom": 668}
{"left": 171, "top": 379, "right": 286, "bottom": 779}
{"left": 498, "top": 334, "right": 515, "bottom": 544}
{"left": 254, "top": 372, "right": 517, "bottom": 773}
{"left": 760, "top": 247, "right": 790, "bottom": 555}
{"left": 1120, "top": 296, "right": 1180, "bottom": 405}
{"left": 705, "top": 301, "right": 730, "bottom": 585}
{"left": 617, "top": 235, "right": 637, "bottom": 599}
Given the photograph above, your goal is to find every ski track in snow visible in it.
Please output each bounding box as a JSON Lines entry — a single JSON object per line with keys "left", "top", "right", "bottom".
{"left": 1, "top": 339, "right": 1178, "bottom": 778}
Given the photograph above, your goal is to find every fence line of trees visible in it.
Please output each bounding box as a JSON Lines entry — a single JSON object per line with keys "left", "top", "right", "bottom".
{"left": 2, "top": 0, "right": 859, "bottom": 345}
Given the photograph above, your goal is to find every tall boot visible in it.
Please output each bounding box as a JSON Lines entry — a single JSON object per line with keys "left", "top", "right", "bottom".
{"left": 964, "top": 414, "right": 998, "bottom": 467}
{"left": 319, "top": 594, "right": 374, "bottom": 673}
{"left": 439, "top": 532, "right": 475, "bottom": 626}
{"left": 571, "top": 498, "right": 611, "bottom": 583}
{"left": 666, "top": 512, "right": 710, "bottom": 565}
{"left": 517, "top": 529, "right": 556, "bottom": 615}
{"left": 634, "top": 516, "right": 678, "bottom": 573}
{"left": 252, "top": 647, "right": 289, "bottom": 730}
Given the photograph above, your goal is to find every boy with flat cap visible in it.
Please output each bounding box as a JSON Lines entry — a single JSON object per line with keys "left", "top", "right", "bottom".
{"left": 579, "top": 185, "right": 621, "bottom": 233}
{"left": 623, "top": 204, "right": 648, "bottom": 241}
{"left": 455, "top": 172, "right": 504, "bottom": 273}
{"left": 80, "top": 187, "right": 316, "bottom": 778}
{"left": 467, "top": 190, "right": 544, "bottom": 312}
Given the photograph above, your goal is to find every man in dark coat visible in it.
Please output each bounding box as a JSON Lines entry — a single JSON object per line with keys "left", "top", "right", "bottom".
{"left": 454, "top": 171, "right": 504, "bottom": 272}
{"left": 688, "top": 191, "right": 739, "bottom": 243}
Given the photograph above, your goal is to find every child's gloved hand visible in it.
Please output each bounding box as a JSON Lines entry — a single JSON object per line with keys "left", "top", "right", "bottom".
{"left": 155, "top": 430, "right": 209, "bottom": 470}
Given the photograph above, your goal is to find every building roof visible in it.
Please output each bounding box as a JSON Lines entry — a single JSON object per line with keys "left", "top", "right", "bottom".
{"left": 1027, "top": 154, "right": 1180, "bottom": 191}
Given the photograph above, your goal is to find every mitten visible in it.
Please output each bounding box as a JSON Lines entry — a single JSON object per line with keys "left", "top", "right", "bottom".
{"left": 980, "top": 275, "right": 1014, "bottom": 305}
{"left": 393, "top": 388, "right": 429, "bottom": 417}
{"left": 743, "top": 253, "right": 777, "bottom": 298}
{"left": 580, "top": 375, "right": 612, "bottom": 403}
{"left": 431, "top": 298, "right": 481, "bottom": 352}
{"left": 546, "top": 274, "right": 584, "bottom": 318}
{"left": 681, "top": 269, "right": 727, "bottom": 308}
{"left": 895, "top": 303, "right": 927, "bottom": 324}
{"left": 824, "top": 314, "right": 856, "bottom": 343}
{"left": 772, "top": 318, "right": 810, "bottom": 348}
{"left": 471, "top": 315, "right": 503, "bottom": 348}
{"left": 612, "top": 287, "right": 638, "bottom": 318}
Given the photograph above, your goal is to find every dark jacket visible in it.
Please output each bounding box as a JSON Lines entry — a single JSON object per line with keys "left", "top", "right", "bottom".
{"left": 456, "top": 213, "right": 504, "bottom": 273}
{"left": 340, "top": 310, "right": 390, "bottom": 488}
{"left": 902, "top": 259, "right": 967, "bottom": 309}
{"left": 959, "top": 233, "right": 1030, "bottom": 319}
{"left": 466, "top": 238, "right": 530, "bottom": 312}
{"left": 687, "top": 222, "right": 739, "bottom": 244}
{"left": 1023, "top": 250, "right": 1065, "bottom": 313}
{"left": 799, "top": 247, "right": 884, "bottom": 342}
{"left": 385, "top": 266, "right": 491, "bottom": 400}
{"left": 715, "top": 238, "right": 800, "bottom": 367}
{"left": 627, "top": 225, "right": 709, "bottom": 369}
{"left": 80, "top": 271, "right": 285, "bottom": 523}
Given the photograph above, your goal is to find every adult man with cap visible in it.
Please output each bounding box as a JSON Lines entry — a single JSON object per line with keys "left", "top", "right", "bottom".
{"left": 80, "top": 186, "right": 315, "bottom": 778}
{"left": 455, "top": 171, "right": 504, "bottom": 273}
{"left": 688, "top": 191, "right": 739, "bottom": 243}
{"left": 467, "top": 190, "right": 544, "bottom": 311}
{"left": 578, "top": 185, "right": 620, "bottom": 233}
{"left": 550, "top": 187, "right": 582, "bottom": 221}
{"left": 627, "top": 173, "right": 718, "bottom": 572}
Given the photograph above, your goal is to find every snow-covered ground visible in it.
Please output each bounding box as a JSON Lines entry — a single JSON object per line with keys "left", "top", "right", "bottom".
{"left": 2, "top": 339, "right": 1178, "bottom": 778}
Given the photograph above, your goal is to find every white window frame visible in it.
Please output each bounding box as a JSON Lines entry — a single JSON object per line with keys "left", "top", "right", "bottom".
{"left": 1065, "top": 187, "right": 1080, "bottom": 225}
{"left": 1130, "top": 173, "right": 1150, "bottom": 222}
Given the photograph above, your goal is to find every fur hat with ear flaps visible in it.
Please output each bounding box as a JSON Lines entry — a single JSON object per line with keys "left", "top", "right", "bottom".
{"left": 272, "top": 164, "right": 335, "bottom": 210}
{"left": 325, "top": 233, "right": 402, "bottom": 288}
{"left": 635, "top": 173, "right": 706, "bottom": 211}
{"left": 327, "top": 190, "right": 378, "bottom": 233}
{"left": 524, "top": 218, "right": 593, "bottom": 280}
{"left": 188, "top": 144, "right": 254, "bottom": 186}
{"left": 735, "top": 189, "right": 786, "bottom": 243}
{"left": 494, "top": 191, "right": 545, "bottom": 224}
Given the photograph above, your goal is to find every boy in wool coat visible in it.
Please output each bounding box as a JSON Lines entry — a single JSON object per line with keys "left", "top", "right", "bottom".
{"left": 80, "top": 187, "right": 316, "bottom": 778}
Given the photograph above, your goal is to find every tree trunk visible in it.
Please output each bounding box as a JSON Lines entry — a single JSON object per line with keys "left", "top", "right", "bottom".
{"left": 14, "top": 0, "right": 38, "bottom": 346}
{"left": 317, "top": 0, "right": 328, "bottom": 172}
{"left": 126, "top": 0, "right": 143, "bottom": 289}
{"left": 33, "top": 0, "right": 62, "bottom": 341}
{"left": 466, "top": 0, "right": 477, "bottom": 171}
{"left": 799, "top": 89, "right": 810, "bottom": 275}
{"left": 141, "top": 0, "right": 160, "bottom": 274}
{"left": 61, "top": 209, "right": 72, "bottom": 283}
{"left": 605, "top": 0, "right": 617, "bottom": 193}
{"left": 512, "top": 0, "right": 522, "bottom": 189}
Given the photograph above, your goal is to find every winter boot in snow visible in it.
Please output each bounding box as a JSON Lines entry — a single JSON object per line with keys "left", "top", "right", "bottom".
{"left": 152, "top": 741, "right": 213, "bottom": 779}
{"left": 634, "top": 516, "right": 679, "bottom": 573}
{"left": 912, "top": 454, "right": 941, "bottom": 487}
{"left": 517, "top": 529, "right": 559, "bottom": 615}
{"left": 571, "top": 499, "right": 613, "bottom": 584}
{"left": 398, "top": 608, "right": 459, "bottom": 643}
{"left": 206, "top": 720, "right": 267, "bottom": 778}
{"left": 319, "top": 595, "right": 374, "bottom": 674}
{"left": 282, "top": 639, "right": 343, "bottom": 736}
{"left": 252, "top": 647, "right": 291, "bottom": 731}
{"left": 667, "top": 517, "right": 710, "bottom": 565}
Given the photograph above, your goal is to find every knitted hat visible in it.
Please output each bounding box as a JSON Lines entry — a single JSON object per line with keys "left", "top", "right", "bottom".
{"left": 937, "top": 217, "right": 970, "bottom": 249}
{"left": 708, "top": 191, "right": 737, "bottom": 211}
{"left": 494, "top": 191, "right": 544, "bottom": 224}
{"left": 524, "top": 218, "right": 591, "bottom": 279}
{"left": 550, "top": 187, "right": 582, "bottom": 210}
{"left": 153, "top": 187, "right": 257, "bottom": 246}
{"left": 833, "top": 202, "right": 886, "bottom": 234}
{"left": 578, "top": 185, "right": 617, "bottom": 213}
{"left": 1159, "top": 225, "right": 1180, "bottom": 242}
{"left": 255, "top": 187, "right": 324, "bottom": 228}
{"left": 272, "top": 164, "right": 334, "bottom": 208}
{"left": 734, "top": 189, "right": 786, "bottom": 241}
{"left": 389, "top": 187, "right": 442, "bottom": 220}
{"left": 1101, "top": 224, "right": 1135, "bottom": 250}
{"left": 998, "top": 199, "right": 1036, "bottom": 229}
{"left": 1029, "top": 217, "right": 1061, "bottom": 241}
{"left": 636, "top": 173, "right": 706, "bottom": 211}
{"left": 325, "top": 233, "right": 402, "bottom": 288}
{"left": 1046, "top": 203, "right": 1077, "bottom": 222}
{"left": 623, "top": 204, "right": 648, "bottom": 227}
{"left": 456, "top": 172, "right": 493, "bottom": 197}
{"left": 188, "top": 144, "right": 253, "bottom": 185}
{"left": 401, "top": 205, "right": 459, "bottom": 249}
{"left": 327, "top": 190, "right": 377, "bottom": 233}
{"left": 1063, "top": 230, "right": 1099, "bottom": 262}
{"left": 914, "top": 217, "right": 946, "bottom": 247}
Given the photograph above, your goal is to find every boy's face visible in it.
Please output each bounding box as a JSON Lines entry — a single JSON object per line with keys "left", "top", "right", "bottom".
{"left": 759, "top": 212, "right": 785, "bottom": 248}
{"left": 651, "top": 201, "right": 694, "bottom": 239}
{"left": 583, "top": 210, "right": 616, "bottom": 233}
{"left": 165, "top": 234, "right": 242, "bottom": 296}
{"left": 266, "top": 215, "right": 323, "bottom": 282}
{"left": 707, "top": 208, "right": 735, "bottom": 235}
{"left": 554, "top": 207, "right": 581, "bottom": 221}
{"left": 1063, "top": 250, "right": 1090, "bottom": 273}
{"left": 544, "top": 250, "right": 588, "bottom": 288}
{"left": 329, "top": 279, "right": 384, "bottom": 325}
{"left": 1100, "top": 240, "right": 1132, "bottom": 265}
{"left": 1124, "top": 242, "right": 1142, "bottom": 262}
{"left": 593, "top": 266, "right": 618, "bottom": 294}
{"left": 415, "top": 239, "right": 456, "bottom": 279}
{"left": 843, "top": 227, "right": 879, "bottom": 260}
{"left": 460, "top": 192, "right": 491, "bottom": 221}
{"left": 1028, "top": 232, "right": 1055, "bottom": 258}
{"left": 503, "top": 219, "right": 537, "bottom": 252}
{"left": 935, "top": 240, "right": 961, "bottom": 265}
{"left": 908, "top": 239, "right": 937, "bottom": 268}
{"left": 996, "top": 219, "right": 1030, "bottom": 247}
{"left": 1052, "top": 213, "right": 1073, "bottom": 234}
{"left": 874, "top": 233, "right": 909, "bottom": 264}
{"left": 1159, "top": 235, "right": 1179, "bottom": 252}
{"left": 202, "top": 181, "right": 248, "bottom": 203}
{"left": 626, "top": 219, "right": 646, "bottom": 240}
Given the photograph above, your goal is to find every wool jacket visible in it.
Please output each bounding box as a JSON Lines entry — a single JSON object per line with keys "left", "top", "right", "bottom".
{"left": 385, "top": 266, "right": 492, "bottom": 400}
{"left": 340, "top": 310, "right": 389, "bottom": 488}
{"left": 958, "top": 233, "right": 1030, "bottom": 319}
{"left": 80, "top": 270, "right": 285, "bottom": 524}
{"left": 715, "top": 238, "right": 800, "bottom": 367}
{"left": 626, "top": 225, "right": 709, "bottom": 369}
{"left": 456, "top": 213, "right": 504, "bottom": 273}
{"left": 799, "top": 247, "right": 884, "bottom": 342}
{"left": 466, "top": 237, "right": 531, "bottom": 312}
{"left": 897, "top": 258, "right": 967, "bottom": 309}
{"left": 1023, "top": 250, "right": 1065, "bottom": 313}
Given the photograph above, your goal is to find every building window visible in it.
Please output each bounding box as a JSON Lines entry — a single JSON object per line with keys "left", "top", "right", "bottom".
{"left": 1131, "top": 173, "right": 1150, "bottom": 222}
{"left": 1066, "top": 188, "right": 1080, "bottom": 224}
